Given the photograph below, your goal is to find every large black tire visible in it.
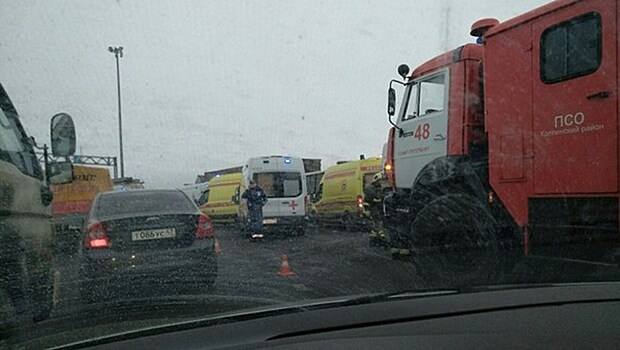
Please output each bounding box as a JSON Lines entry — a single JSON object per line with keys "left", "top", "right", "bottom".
{"left": 0, "top": 225, "right": 34, "bottom": 336}
{"left": 410, "top": 194, "right": 511, "bottom": 288}
{"left": 30, "top": 270, "right": 54, "bottom": 322}
{"left": 0, "top": 287, "right": 17, "bottom": 341}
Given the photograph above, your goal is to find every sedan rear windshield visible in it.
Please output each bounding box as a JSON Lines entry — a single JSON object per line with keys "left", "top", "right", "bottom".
{"left": 254, "top": 172, "right": 302, "bottom": 198}
{"left": 96, "top": 191, "right": 196, "bottom": 217}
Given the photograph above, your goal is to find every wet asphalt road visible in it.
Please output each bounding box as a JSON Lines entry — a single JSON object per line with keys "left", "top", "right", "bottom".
{"left": 16, "top": 225, "right": 420, "bottom": 349}
{"left": 13, "top": 224, "right": 620, "bottom": 349}
{"left": 50, "top": 225, "right": 421, "bottom": 316}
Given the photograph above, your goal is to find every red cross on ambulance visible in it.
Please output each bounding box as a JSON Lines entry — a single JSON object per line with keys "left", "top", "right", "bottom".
{"left": 289, "top": 200, "right": 298, "bottom": 210}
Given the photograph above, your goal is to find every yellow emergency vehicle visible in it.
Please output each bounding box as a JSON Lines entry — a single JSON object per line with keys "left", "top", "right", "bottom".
{"left": 51, "top": 165, "right": 113, "bottom": 251}
{"left": 310, "top": 157, "right": 382, "bottom": 230}
{"left": 199, "top": 172, "right": 241, "bottom": 223}
{"left": 51, "top": 165, "right": 113, "bottom": 216}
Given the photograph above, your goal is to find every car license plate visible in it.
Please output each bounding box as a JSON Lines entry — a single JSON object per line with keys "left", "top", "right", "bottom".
{"left": 131, "top": 228, "right": 176, "bottom": 241}
{"left": 263, "top": 218, "right": 277, "bottom": 224}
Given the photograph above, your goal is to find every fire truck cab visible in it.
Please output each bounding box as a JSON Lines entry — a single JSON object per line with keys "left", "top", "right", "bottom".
{"left": 384, "top": 0, "right": 619, "bottom": 285}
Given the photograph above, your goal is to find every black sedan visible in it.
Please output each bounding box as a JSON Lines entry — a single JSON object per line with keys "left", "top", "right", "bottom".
{"left": 78, "top": 189, "right": 218, "bottom": 303}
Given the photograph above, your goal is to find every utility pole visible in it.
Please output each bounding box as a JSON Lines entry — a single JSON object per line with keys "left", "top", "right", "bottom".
{"left": 108, "top": 46, "right": 125, "bottom": 178}
{"left": 440, "top": 2, "right": 452, "bottom": 52}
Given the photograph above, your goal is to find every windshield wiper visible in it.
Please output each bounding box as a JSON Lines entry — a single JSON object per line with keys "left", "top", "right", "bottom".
{"left": 325, "top": 289, "right": 460, "bottom": 308}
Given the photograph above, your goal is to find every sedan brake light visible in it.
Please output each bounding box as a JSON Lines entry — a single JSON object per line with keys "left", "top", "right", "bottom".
{"left": 196, "top": 214, "right": 214, "bottom": 238}
{"left": 85, "top": 220, "right": 110, "bottom": 249}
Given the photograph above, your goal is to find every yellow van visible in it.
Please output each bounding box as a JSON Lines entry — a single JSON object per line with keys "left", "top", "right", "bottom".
{"left": 310, "top": 157, "right": 382, "bottom": 230}
{"left": 199, "top": 172, "right": 241, "bottom": 223}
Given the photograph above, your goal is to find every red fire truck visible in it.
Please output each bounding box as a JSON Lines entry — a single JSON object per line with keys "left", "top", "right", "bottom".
{"left": 383, "top": 0, "right": 618, "bottom": 285}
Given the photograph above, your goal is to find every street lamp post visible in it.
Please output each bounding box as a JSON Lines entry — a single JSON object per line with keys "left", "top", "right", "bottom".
{"left": 108, "top": 46, "right": 124, "bottom": 178}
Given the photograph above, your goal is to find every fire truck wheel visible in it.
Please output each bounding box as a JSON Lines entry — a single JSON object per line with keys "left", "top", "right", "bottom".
{"left": 410, "top": 194, "right": 506, "bottom": 287}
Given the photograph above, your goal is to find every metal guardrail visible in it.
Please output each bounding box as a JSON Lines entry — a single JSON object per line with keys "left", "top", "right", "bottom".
{"left": 37, "top": 153, "right": 118, "bottom": 179}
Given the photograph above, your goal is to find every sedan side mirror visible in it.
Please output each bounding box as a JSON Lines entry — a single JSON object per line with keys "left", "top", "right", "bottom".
{"left": 50, "top": 113, "right": 76, "bottom": 157}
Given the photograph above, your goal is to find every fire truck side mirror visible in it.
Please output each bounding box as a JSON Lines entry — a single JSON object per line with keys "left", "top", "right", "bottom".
{"left": 387, "top": 87, "right": 396, "bottom": 117}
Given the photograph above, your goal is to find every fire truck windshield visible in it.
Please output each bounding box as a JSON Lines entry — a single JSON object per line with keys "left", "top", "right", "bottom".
{"left": 401, "top": 71, "right": 447, "bottom": 121}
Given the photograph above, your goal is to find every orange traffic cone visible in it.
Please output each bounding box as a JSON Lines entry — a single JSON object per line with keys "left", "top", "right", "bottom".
{"left": 277, "top": 254, "right": 295, "bottom": 277}
{"left": 214, "top": 237, "right": 222, "bottom": 254}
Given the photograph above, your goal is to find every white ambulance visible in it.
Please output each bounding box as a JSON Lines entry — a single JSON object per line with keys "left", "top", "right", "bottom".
{"left": 237, "top": 155, "right": 308, "bottom": 236}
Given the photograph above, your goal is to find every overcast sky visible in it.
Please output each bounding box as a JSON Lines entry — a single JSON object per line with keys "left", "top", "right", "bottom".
{"left": 1, "top": 0, "right": 548, "bottom": 188}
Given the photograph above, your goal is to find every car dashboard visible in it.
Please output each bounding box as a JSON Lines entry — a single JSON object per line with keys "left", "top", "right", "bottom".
{"left": 61, "top": 283, "right": 620, "bottom": 350}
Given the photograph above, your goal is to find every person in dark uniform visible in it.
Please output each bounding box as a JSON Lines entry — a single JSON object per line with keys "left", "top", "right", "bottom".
{"left": 364, "top": 173, "right": 387, "bottom": 247}
{"left": 242, "top": 180, "right": 268, "bottom": 239}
